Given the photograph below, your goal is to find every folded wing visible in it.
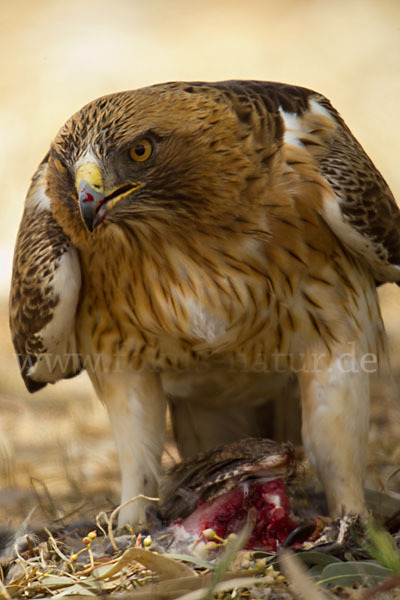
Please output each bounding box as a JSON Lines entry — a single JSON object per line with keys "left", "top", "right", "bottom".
{"left": 9, "top": 156, "right": 82, "bottom": 392}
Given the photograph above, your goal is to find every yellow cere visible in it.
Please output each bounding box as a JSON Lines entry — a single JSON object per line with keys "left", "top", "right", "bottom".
{"left": 75, "top": 162, "right": 104, "bottom": 193}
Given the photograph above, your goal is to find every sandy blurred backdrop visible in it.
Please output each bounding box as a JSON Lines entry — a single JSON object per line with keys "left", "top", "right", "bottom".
{"left": 0, "top": 0, "right": 399, "bottom": 521}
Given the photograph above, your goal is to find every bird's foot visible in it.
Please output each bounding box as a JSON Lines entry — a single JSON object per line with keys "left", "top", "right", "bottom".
{"left": 298, "top": 513, "right": 366, "bottom": 559}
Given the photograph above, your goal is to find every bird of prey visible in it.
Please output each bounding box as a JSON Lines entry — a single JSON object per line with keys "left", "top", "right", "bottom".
{"left": 9, "top": 80, "right": 400, "bottom": 526}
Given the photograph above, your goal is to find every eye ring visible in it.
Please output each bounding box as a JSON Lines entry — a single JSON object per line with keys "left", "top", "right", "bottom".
{"left": 129, "top": 138, "right": 153, "bottom": 162}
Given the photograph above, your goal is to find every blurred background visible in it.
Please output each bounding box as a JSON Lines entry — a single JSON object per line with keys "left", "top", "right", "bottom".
{"left": 0, "top": 0, "right": 399, "bottom": 523}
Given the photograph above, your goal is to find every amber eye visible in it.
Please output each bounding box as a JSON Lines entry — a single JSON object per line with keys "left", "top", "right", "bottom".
{"left": 129, "top": 138, "right": 152, "bottom": 162}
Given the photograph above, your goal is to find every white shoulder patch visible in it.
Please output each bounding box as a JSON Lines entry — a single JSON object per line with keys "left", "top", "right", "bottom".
{"left": 28, "top": 175, "right": 51, "bottom": 212}
{"left": 279, "top": 98, "right": 336, "bottom": 150}
{"left": 279, "top": 107, "right": 305, "bottom": 149}
{"left": 308, "top": 98, "right": 334, "bottom": 119}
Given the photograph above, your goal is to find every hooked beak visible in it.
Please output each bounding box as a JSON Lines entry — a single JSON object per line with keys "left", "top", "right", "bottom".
{"left": 75, "top": 163, "right": 141, "bottom": 232}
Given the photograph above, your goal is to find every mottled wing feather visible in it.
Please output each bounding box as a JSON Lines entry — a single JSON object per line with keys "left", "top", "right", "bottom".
{"left": 311, "top": 93, "right": 400, "bottom": 279}
{"left": 212, "top": 81, "right": 400, "bottom": 283}
{"left": 9, "top": 157, "right": 82, "bottom": 392}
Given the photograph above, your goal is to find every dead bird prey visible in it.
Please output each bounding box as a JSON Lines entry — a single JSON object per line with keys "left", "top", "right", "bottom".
{"left": 159, "top": 437, "right": 296, "bottom": 522}
{"left": 152, "top": 437, "right": 298, "bottom": 552}
{"left": 10, "top": 80, "right": 400, "bottom": 525}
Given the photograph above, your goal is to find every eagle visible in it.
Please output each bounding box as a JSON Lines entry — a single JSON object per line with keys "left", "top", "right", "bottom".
{"left": 9, "top": 81, "right": 400, "bottom": 526}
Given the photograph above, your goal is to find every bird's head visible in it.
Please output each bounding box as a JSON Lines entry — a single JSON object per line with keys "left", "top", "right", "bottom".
{"left": 46, "top": 82, "right": 281, "bottom": 246}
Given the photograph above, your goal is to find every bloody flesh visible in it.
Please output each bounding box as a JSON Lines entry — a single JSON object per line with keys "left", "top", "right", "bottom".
{"left": 177, "top": 478, "right": 298, "bottom": 551}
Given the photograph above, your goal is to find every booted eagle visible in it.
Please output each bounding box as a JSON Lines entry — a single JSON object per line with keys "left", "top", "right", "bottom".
{"left": 10, "top": 81, "right": 400, "bottom": 525}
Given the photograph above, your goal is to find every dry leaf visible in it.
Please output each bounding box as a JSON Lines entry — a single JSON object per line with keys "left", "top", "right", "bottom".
{"left": 94, "top": 547, "right": 196, "bottom": 581}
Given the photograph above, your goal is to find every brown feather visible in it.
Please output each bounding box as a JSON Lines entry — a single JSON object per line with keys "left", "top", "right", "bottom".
{"left": 10, "top": 80, "right": 398, "bottom": 524}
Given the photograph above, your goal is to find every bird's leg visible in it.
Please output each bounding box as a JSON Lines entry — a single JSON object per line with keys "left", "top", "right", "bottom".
{"left": 297, "top": 348, "right": 370, "bottom": 517}
{"left": 99, "top": 372, "right": 167, "bottom": 527}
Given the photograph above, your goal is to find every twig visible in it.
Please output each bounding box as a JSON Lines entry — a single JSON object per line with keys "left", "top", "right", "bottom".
{"left": 30, "top": 478, "right": 60, "bottom": 522}
{"left": 44, "top": 528, "right": 71, "bottom": 563}
{"left": 108, "top": 496, "right": 159, "bottom": 552}
{"left": 362, "top": 573, "right": 400, "bottom": 599}
{"left": 383, "top": 466, "right": 400, "bottom": 501}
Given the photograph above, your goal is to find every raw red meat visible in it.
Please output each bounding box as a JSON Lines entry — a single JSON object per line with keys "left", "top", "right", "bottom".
{"left": 176, "top": 478, "right": 298, "bottom": 551}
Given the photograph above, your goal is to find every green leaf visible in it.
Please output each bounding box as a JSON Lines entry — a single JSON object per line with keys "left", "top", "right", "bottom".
{"left": 91, "top": 563, "right": 121, "bottom": 579}
{"left": 50, "top": 583, "right": 97, "bottom": 599}
{"left": 293, "top": 551, "right": 343, "bottom": 567}
{"left": 36, "top": 575, "right": 76, "bottom": 590}
{"left": 317, "top": 560, "right": 393, "bottom": 588}
{"left": 307, "top": 565, "right": 326, "bottom": 581}
{"left": 164, "top": 553, "right": 215, "bottom": 570}
{"left": 365, "top": 522, "right": 400, "bottom": 573}
{"left": 251, "top": 551, "right": 276, "bottom": 560}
